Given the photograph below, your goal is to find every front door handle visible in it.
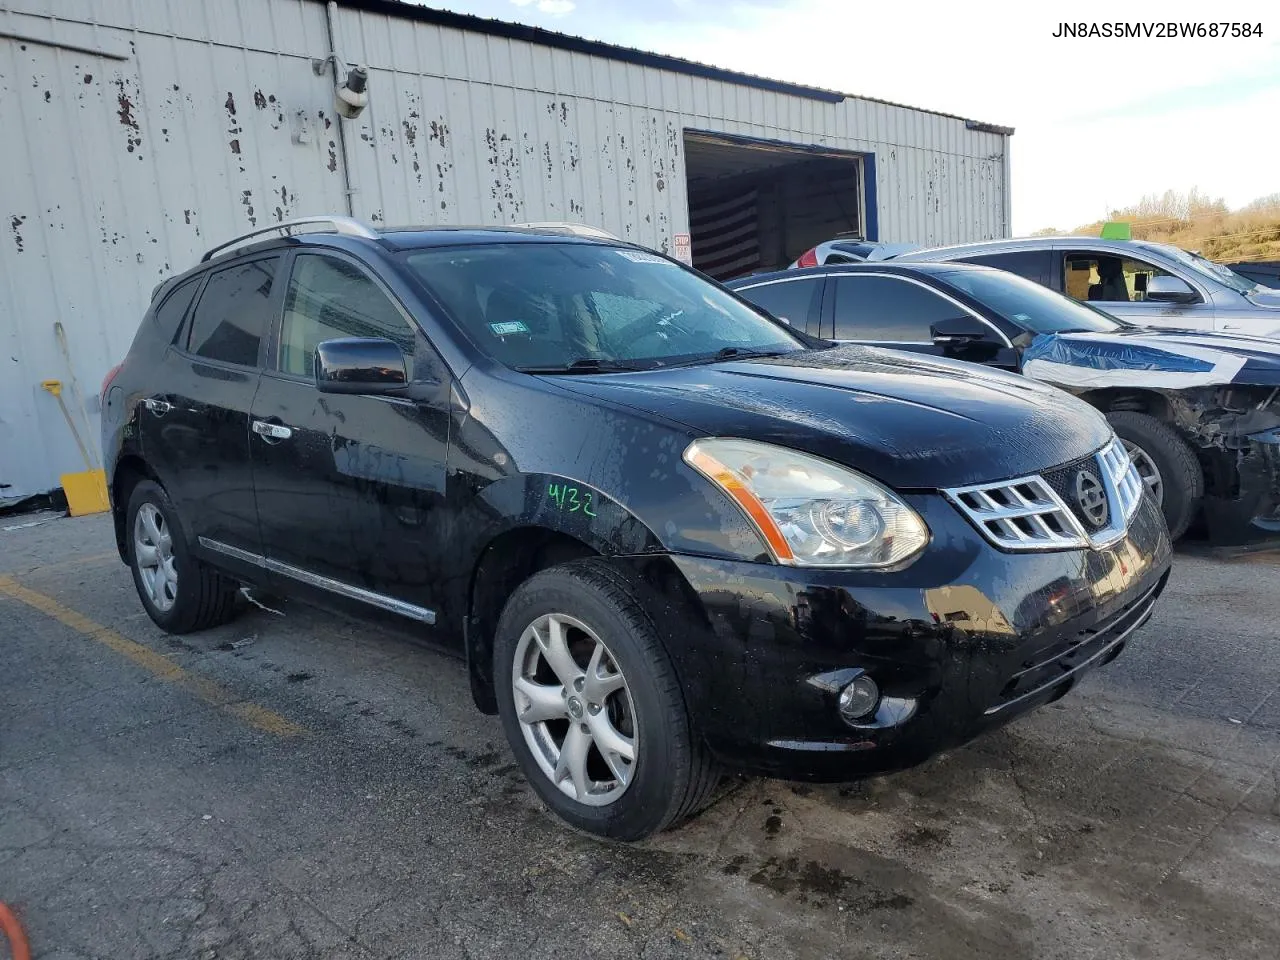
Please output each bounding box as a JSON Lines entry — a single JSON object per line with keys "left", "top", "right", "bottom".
{"left": 252, "top": 420, "right": 293, "bottom": 442}
{"left": 143, "top": 398, "right": 173, "bottom": 416}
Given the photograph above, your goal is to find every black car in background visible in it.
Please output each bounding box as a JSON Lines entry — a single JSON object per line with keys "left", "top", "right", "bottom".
{"left": 103, "top": 219, "right": 1171, "bottom": 839}
{"left": 731, "top": 263, "right": 1280, "bottom": 546}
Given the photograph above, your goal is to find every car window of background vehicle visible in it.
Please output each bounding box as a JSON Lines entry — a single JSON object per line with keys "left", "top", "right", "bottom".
{"left": 185, "top": 257, "right": 280, "bottom": 366}
{"left": 961, "top": 251, "right": 1051, "bottom": 286}
{"left": 279, "top": 255, "right": 416, "bottom": 378}
{"left": 941, "top": 268, "right": 1122, "bottom": 334}
{"left": 734, "top": 278, "right": 821, "bottom": 327}
{"left": 831, "top": 275, "right": 955, "bottom": 341}
{"left": 1064, "top": 253, "right": 1173, "bottom": 303}
{"left": 402, "top": 243, "right": 805, "bottom": 369}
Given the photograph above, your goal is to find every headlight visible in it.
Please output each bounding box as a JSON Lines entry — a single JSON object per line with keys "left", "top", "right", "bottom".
{"left": 683, "top": 438, "right": 929, "bottom": 568}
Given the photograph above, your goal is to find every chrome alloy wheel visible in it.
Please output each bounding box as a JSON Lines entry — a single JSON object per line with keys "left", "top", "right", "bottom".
{"left": 1122, "top": 439, "right": 1164, "bottom": 505}
{"left": 133, "top": 502, "right": 177, "bottom": 612}
{"left": 512, "top": 613, "right": 637, "bottom": 806}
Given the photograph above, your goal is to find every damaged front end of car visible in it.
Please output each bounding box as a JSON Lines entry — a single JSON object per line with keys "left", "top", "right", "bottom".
{"left": 1168, "top": 385, "right": 1280, "bottom": 545}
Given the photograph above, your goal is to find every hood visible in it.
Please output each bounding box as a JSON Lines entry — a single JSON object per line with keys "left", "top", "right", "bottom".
{"left": 1022, "top": 329, "right": 1280, "bottom": 389}
{"left": 546, "top": 346, "right": 1111, "bottom": 489}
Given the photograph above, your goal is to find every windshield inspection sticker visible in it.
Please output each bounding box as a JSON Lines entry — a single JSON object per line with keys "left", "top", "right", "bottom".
{"left": 489, "top": 320, "right": 530, "bottom": 336}
{"left": 616, "top": 250, "right": 670, "bottom": 265}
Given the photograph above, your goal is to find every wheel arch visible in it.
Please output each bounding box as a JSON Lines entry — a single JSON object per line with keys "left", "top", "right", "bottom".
{"left": 110, "top": 454, "right": 159, "bottom": 563}
{"left": 1077, "top": 387, "right": 1173, "bottom": 421}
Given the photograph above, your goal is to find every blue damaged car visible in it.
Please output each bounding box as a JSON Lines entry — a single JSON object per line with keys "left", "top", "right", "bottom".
{"left": 729, "top": 262, "right": 1280, "bottom": 545}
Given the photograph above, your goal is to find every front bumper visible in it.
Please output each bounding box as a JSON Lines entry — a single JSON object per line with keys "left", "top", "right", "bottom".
{"left": 632, "top": 490, "right": 1172, "bottom": 781}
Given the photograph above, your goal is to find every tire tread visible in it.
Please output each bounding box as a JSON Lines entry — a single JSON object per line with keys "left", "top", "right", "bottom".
{"left": 1106, "top": 410, "right": 1202, "bottom": 540}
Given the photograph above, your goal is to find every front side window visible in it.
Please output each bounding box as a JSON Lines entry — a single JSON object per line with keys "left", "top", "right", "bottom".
{"left": 831, "top": 275, "right": 957, "bottom": 341}
{"left": 186, "top": 257, "right": 279, "bottom": 366}
{"left": 938, "top": 268, "right": 1122, "bottom": 334}
{"left": 1063, "top": 252, "right": 1179, "bottom": 304}
{"left": 402, "top": 243, "right": 804, "bottom": 371}
{"left": 735, "top": 278, "right": 822, "bottom": 327}
{"left": 279, "top": 255, "right": 416, "bottom": 378}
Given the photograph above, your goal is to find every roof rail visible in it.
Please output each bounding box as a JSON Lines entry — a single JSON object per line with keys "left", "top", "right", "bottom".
{"left": 201, "top": 216, "right": 378, "bottom": 262}
{"left": 515, "top": 221, "right": 621, "bottom": 242}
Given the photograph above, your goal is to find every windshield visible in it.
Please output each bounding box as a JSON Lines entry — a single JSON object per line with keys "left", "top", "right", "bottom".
{"left": 938, "top": 268, "right": 1125, "bottom": 334}
{"left": 1139, "top": 242, "right": 1260, "bottom": 294}
{"left": 401, "top": 243, "right": 805, "bottom": 371}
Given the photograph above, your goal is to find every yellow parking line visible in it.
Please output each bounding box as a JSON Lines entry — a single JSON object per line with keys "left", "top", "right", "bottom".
{"left": 0, "top": 575, "right": 306, "bottom": 737}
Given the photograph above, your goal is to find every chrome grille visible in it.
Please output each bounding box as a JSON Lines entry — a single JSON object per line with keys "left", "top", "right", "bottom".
{"left": 945, "top": 438, "right": 1145, "bottom": 552}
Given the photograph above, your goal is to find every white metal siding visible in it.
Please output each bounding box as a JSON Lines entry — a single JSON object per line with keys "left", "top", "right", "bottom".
{"left": 0, "top": 0, "right": 1009, "bottom": 499}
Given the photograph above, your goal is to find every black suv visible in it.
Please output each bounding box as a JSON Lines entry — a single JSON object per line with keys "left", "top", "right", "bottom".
{"left": 103, "top": 217, "right": 1172, "bottom": 839}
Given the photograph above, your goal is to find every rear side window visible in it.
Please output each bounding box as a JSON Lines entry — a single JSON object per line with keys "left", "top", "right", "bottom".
{"left": 736, "top": 278, "right": 822, "bottom": 328}
{"left": 278, "top": 254, "right": 416, "bottom": 378}
{"left": 831, "top": 275, "right": 957, "bottom": 341}
{"left": 960, "top": 251, "right": 1051, "bottom": 286}
{"left": 155, "top": 278, "right": 200, "bottom": 344}
{"left": 185, "top": 257, "right": 279, "bottom": 366}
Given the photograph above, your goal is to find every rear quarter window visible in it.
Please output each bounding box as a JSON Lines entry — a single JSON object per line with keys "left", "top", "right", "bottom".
{"left": 154, "top": 277, "right": 201, "bottom": 345}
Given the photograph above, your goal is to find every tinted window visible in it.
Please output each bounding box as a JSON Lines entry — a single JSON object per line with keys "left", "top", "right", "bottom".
{"left": 186, "top": 258, "right": 279, "bottom": 366}
{"left": 937, "top": 269, "right": 1121, "bottom": 334}
{"left": 962, "top": 251, "right": 1050, "bottom": 285}
{"left": 831, "top": 275, "right": 958, "bottom": 341}
{"left": 735, "top": 278, "right": 821, "bottom": 327}
{"left": 402, "top": 243, "right": 803, "bottom": 371}
{"left": 279, "top": 255, "right": 416, "bottom": 378}
{"left": 155, "top": 277, "right": 200, "bottom": 345}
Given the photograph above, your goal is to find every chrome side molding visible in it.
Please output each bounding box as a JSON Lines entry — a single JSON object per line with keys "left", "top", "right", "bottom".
{"left": 197, "top": 537, "right": 437, "bottom": 625}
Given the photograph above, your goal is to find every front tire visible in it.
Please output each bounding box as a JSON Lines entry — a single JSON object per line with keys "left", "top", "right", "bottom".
{"left": 1106, "top": 411, "right": 1203, "bottom": 540}
{"left": 126, "top": 480, "right": 242, "bottom": 633}
{"left": 494, "top": 559, "right": 720, "bottom": 840}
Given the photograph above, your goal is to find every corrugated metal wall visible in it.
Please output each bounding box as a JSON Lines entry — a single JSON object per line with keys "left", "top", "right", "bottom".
{"left": 0, "top": 0, "right": 1009, "bottom": 500}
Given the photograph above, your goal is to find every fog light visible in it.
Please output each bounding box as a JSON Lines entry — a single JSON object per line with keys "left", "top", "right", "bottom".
{"left": 838, "top": 675, "right": 880, "bottom": 723}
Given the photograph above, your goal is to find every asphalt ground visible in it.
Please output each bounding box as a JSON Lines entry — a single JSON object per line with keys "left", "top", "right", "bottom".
{"left": 2, "top": 512, "right": 1278, "bottom": 960}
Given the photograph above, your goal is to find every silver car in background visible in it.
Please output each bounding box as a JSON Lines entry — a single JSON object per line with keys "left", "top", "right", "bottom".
{"left": 893, "top": 236, "right": 1280, "bottom": 336}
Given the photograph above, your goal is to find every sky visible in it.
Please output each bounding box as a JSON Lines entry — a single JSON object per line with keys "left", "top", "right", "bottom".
{"left": 426, "top": 0, "right": 1278, "bottom": 235}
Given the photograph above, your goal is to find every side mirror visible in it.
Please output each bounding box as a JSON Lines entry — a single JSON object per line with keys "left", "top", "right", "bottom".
{"left": 1145, "top": 275, "right": 1197, "bottom": 304}
{"left": 930, "top": 315, "right": 995, "bottom": 346}
{"left": 315, "top": 338, "right": 408, "bottom": 394}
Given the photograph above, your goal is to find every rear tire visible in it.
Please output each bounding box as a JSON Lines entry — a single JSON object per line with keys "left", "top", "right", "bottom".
{"left": 126, "top": 480, "right": 242, "bottom": 633}
{"left": 494, "top": 558, "right": 721, "bottom": 840}
{"left": 1106, "top": 411, "right": 1202, "bottom": 540}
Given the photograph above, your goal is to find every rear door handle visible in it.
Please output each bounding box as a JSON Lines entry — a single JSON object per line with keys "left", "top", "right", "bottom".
{"left": 252, "top": 420, "right": 293, "bottom": 442}
{"left": 143, "top": 398, "right": 173, "bottom": 416}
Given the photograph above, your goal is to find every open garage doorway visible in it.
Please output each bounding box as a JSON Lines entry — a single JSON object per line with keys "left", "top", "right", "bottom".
{"left": 683, "top": 131, "right": 866, "bottom": 281}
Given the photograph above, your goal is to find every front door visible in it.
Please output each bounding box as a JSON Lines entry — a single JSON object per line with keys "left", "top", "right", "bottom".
{"left": 1061, "top": 250, "right": 1210, "bottom": 331}
{"left": 142, "top": 255, "right": 280, "bottom": 555}
{"left": 827, "top": 274, "right": 1017, "bottom": 368}
{"left": 249, "top": 251, "right": 452, "bottom": 624}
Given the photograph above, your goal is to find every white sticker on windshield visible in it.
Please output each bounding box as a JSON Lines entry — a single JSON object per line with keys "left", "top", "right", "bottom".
{"left": 1014, "top": 313, "right": 1032, "bottom": 322}
{"left": 489, "top": 320, "right": 530, "bottom": 336}
{"left": 616, "top": 250, "right": 670, "bottom": 264}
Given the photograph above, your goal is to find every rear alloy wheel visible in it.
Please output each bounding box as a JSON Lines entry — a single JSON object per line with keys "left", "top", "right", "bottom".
{"left": 133, "top": 502, "right": 178, "bottom": 613}
{"left": 1105, "top": 411, "right": 1203, "bottom": 540}
{"left": 494, "top": 559, "right": 721, "bottom": 840}
{"left": 125, "top": 479, "right": 243, "bottom": 633}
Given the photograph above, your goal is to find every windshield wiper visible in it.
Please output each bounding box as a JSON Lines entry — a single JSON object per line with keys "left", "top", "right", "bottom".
{"left": 516, "top": 358, "right": 646, "bottom": 375}
{"left": 663, "top": 347, "right": 792, "bottom": 368}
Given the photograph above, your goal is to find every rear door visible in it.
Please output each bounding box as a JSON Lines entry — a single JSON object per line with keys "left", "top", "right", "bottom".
{"left": 249, "top": 251, "right": 452, "bottom": 626}
{"left": 731, "top": 276, "right": 825, "bottom": 334}
{"left": 141, "top": 255, "right": 279, "bottom": 555}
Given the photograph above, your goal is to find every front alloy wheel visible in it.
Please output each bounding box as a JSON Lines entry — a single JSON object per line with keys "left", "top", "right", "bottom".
{"left": 493, "top": 559, "right": 722, "bottom": 839}
{"left": 513, "top": 613, "right": 637, "bottom": 805}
